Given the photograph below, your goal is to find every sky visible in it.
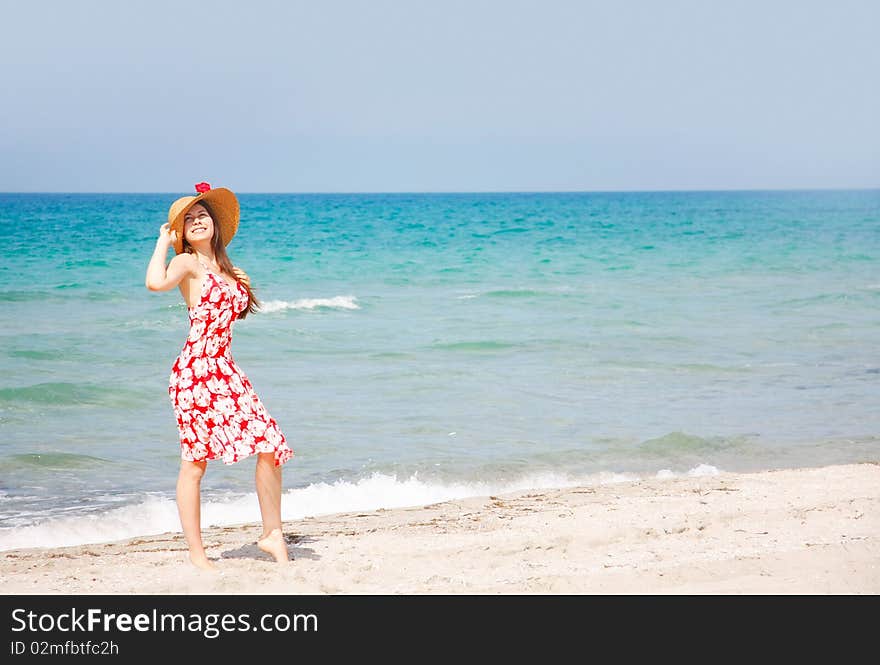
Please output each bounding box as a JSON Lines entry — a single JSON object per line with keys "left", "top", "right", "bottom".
{"left": 1, "top": 0, "right": 878, "bottom": 192}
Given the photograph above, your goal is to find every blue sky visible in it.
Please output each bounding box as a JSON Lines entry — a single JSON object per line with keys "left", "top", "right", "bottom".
{"left": 1, "top": 0, "right": 877, "bottom": 192}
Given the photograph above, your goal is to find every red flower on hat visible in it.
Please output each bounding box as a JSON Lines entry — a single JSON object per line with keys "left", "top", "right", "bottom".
{"left": 195, "top": 182, "right": 211, "bottom": 194}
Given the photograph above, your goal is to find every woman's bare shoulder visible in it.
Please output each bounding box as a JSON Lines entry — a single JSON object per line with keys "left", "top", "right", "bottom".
{"left": 171, "top": 252, "right": 199, "bottom": 272}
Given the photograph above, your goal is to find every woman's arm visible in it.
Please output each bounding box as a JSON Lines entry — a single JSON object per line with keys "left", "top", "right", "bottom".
{"left": 145, "top": 223, "right": 195, "bottom": 291}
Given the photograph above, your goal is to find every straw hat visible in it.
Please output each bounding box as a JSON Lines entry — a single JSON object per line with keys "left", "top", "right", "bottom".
{"left": 167, "top": 182, "right": 240, "bottom": 255}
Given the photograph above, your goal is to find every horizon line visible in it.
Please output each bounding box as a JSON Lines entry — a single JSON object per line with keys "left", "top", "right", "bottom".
{"left": 1, "top": 186, "right": 878, "bottom": 195}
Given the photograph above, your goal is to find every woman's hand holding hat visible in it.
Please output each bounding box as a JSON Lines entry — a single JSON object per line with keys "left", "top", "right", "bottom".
{"left": 158, "top": 222, "right": 177, "bottom": 248}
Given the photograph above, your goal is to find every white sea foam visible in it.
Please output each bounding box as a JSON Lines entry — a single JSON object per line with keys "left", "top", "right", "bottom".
{"left": 260, "top": 296, "right": 360, "bottom": 313}
{"left": 687, "top": 464, "right": 721, "bottom": 476}
{"left": 0, "top": 464, "right": 722, "bottom": 551}
{"left": 654, "top": 464, "right": 721, "bottom": 479}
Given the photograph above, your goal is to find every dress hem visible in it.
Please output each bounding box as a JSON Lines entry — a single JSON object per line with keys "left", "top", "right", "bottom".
{"left": 181, "top": 446, "right": 295, "bottom": 468}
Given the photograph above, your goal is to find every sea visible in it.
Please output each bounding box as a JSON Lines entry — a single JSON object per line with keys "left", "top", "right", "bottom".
{"left": 1, "top": 189, "right": 878, "bottom": 551}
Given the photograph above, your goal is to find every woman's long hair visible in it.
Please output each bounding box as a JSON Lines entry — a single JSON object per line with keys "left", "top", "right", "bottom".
{"left": 182, "top": 201, "right": 260, "bottom": 319}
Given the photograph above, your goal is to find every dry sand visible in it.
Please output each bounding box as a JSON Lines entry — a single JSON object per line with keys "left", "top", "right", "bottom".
{"left": 2, "top": 463, "right": 878, "bottom": 594}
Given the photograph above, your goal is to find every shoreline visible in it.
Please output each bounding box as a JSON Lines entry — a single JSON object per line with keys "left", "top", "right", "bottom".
{"left": 2, "top": 462, "right": 878, "bottom": 594}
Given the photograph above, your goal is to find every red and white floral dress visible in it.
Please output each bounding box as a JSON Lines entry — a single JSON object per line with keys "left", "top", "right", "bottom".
{"left": 168, "top": 259, "right": 294, "bottom": 467}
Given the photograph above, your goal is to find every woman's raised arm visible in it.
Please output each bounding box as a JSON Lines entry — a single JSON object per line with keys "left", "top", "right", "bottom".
{"left": 145, "top": 222, "right": 195, "bottom": 291}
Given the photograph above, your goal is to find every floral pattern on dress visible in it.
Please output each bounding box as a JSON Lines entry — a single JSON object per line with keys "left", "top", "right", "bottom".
{"left": 168, "top": 263, "right": 294, "bottom": 467}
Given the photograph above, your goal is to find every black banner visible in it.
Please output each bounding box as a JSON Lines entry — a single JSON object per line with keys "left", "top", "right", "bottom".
{"left": 0, "top": 594, "right": 865, "bottom": 658}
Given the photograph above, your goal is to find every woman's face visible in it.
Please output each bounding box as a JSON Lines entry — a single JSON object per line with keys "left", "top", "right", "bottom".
{"left": 183, "top": 203, "right": 214, "bottom": 244}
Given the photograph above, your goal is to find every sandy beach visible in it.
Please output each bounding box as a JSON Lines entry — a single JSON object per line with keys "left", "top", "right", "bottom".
{"left": 2, "top": 463, "right": 877, "bottom": 594}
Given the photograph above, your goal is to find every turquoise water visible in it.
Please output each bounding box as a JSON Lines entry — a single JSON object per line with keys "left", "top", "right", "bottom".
{"left": 1, "top": 190, "right": 879, "bottom": 549}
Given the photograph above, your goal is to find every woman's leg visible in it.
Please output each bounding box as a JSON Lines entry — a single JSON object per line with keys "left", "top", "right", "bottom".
{"left": 255, "top": 453, "right": 289, "bottom": 562}
{"left": 176, "top": 459, "right": 214, "bottom": 570}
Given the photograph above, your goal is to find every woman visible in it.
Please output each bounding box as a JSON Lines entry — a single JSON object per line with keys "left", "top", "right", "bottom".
{"left": 145, "top": 182, "right": 294, "bottom": 569}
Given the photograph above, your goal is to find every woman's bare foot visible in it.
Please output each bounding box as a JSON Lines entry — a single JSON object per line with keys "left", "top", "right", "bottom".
{"left": 188, "top": 552, "right": 218, "bottom": 571}
{"left": 257, "top": 528, "right": 289, "bottom": 563}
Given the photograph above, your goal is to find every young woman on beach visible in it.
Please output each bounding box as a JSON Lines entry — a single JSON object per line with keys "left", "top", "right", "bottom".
{"left": 145, "top": 182, "right": 294, "bottom": 570}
